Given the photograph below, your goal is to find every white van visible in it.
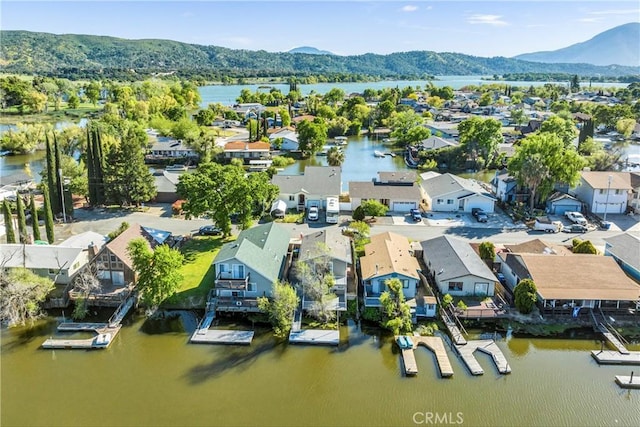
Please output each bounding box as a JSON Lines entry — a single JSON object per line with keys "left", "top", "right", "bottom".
{"left": 326, "top": 197, "right": 339, "bottom": 224}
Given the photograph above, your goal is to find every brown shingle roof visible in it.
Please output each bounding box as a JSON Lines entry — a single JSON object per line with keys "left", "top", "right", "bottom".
{"left": 519, "top": 254, "right": 640, "bottom": 301}
{"left": 224, "top": 141, "right": 270, "bottom": 151}
{"left": 504, "top": 239, "right": 572, "bottom": 256}
{"left": 105, "top": 224, "right": 157, "bottom": 270}
{"left": 580, "top": 171, "right": 631, "bottom": 190}
{"left": 360, "top": 232, "right": 420, "bottom": 280}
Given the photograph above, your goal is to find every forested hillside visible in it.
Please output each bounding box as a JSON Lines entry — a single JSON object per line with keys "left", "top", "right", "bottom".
{"left": 1, "top": 30, "right": 638, "bottom": 79}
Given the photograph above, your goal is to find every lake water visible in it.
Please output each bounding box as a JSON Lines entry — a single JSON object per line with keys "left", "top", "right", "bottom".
{"left": 198, "top": 76, "right": 630, "bottom": 107}
{"left": 2, "top": 315, "right": 639, "bottom": 427}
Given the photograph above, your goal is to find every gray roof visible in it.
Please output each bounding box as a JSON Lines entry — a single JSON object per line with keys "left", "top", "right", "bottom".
{"left": 349, "top": 181, "right": 421, "bottom": 200}
{"left": 298, "top": 228, "right": 352, "bottom": 264}
{"left": 58, "top": 231, "right": 108, "bottom": 252}
{"left": 271, "top": 166, "right": 341, "bottom": 196}
{"left": 421, "top": 235, "right": 496, "bottom": 282}
{"left": 213, "top": 222, "right": 290, "bottom": 283}
{"left": 420, "top": 136, "right": 458, "bottom": 150}
{"left": 378, "top": 171, "right": 417, "bottom": 183}
{"left": 148, "top": 136, "right": 196, "bottom": 152}
{"left": 605, "top": 233, "right": 640, "bottom": 271}
{"left": 421, "top": 173, "right": 495, "bottom": 200}
{"left": 0, "top": 244, "right": 84, "bottom": 270}
{"left": 547, "top": 192, "right": 581, "bottom": 204}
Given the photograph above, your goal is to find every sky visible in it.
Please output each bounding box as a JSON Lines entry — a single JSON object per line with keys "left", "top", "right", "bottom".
{"left": 2, "top": 1, "right": 639, "bottom": 58}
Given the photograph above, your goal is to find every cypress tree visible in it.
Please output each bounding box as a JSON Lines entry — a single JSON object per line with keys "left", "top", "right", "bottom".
{"left": 45, "top": 133, "right": 60, "bottom": 215}
{"left": 16, "top": 193, "right": 28, "bottom": 243}
{"left": 2, "top": 199, "right": 16, "bottom": 244}
{"left": 30, "top": 193, "right": 41, "bottom": 242}
{"left": 93, "top": 129, "right": 106, "bottom": 205}
{"left": 53, "top": 132, "right": 65, "bottom": 215}
{"left": 86, "top": 127, "right": 96, "bottom": 205}
{"left": 42, "top": 184, "right": 55, "bottom": 244}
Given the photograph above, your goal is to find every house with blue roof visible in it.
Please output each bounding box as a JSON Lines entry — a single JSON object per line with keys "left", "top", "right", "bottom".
{"left": 604, "top": 233, "right": 640, "bottom": 284}
{"left": 212, "top": 222, "right": 291, "bottom": 313}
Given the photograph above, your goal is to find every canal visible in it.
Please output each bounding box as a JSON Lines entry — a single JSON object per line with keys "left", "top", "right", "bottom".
{"left": 1, "top": 314, "right": 639, "bottom": 427}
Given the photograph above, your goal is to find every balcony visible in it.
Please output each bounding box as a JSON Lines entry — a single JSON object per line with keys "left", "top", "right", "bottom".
{"left": 215, "top": 272, "right": 250, "bottom": 290}
{"left": 302, "top": 293, "right": 347, "bottom": 312}
{"left": 215, "top": 296, "right": 260, "bottom": 312}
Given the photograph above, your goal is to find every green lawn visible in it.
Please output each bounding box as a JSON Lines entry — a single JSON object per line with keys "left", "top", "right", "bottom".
{"left": 164, "top": 235, "right": 229, "bottom": 308}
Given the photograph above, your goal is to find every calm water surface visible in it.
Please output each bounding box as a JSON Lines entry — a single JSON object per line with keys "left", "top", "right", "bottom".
{"left": 1, "top": 314, "right": 639, "bottom": 427}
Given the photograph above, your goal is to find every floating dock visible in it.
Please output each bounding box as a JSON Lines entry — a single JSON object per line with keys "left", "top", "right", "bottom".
{"left": 454, "top": 340, "right": 511, "bottom": 375}
{"left": 615, "top": 375, "right": 640, "bottom": 389}
{"left": 190, "top": 329, "right": 254, "bottom": 345}
{"left": 396, "top": 335, "right": 454, "bottom": 377}
{"left": 289, "top": 329, "right": 340, "bottom": 345}
{"left": 591, "top": 350, "right": 640, "bottom": 365}
{"left": 42, "top": 325, "right": 121, "bottom": 350}
{"left": 57, "top": 323, "right": 108, "bottom": 332}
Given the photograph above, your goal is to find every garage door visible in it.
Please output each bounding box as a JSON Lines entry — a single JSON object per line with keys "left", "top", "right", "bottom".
{"left": 392, "top": 201, "right": 416, "bottom": 212}
{"left": 553, "top": 204, "right": 581, "bottom": 215}
{"left": 474, "top": 282, "right": 489, "bottom": 296}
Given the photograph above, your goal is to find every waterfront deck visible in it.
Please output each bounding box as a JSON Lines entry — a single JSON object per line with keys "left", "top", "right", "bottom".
{"left": 57, "top": 323, "right": 108, "bottom": 332}
{"left": 455, "top": 340, "right": 511, "bottom": 375}
{"left": 615, "top": 375, "right": 640, "bottom": 389}
{"left": 190, "top": 329, "right": 254, "bottom": 345}
{"left": 401, "top": 347, "right": 419, "bottom": 375}
{"left": 600, "top": 331, "right": 630, "bottom": 354}
{"left": 395, "top": 335, "right": 454, "bottom": 377}
{"left": 591, "top": 350, "right": 640, "bottom": 365}
{"left": 42, "top": 325, "right": 121, "bottom": 350}
{"left": 289, "top": 329, "right": 340, "bottom": 345}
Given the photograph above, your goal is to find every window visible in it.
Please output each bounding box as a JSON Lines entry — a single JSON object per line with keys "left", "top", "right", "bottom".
{"left": 247, "top": 283, "right": 255, "bottom": 292}
{"left": 447, "top": 199, "right": 454, "bottom": 205}
{"left": 48, "top": 268, "right": 57, "bottom": 275}
{"left": 599, "top": 189, "right": 605, "bottom": 194}
{"left": 110, "top": 255, "right": 116, "bottom": 262}
{"left": 448, "top": 281, "right": 463, "bottom": 291}
{"left": 615, "top": 189, "right": 621, "bottom": 195}
{"left": 289, "top": 195, "right": 295, "bottom": 201}
{"left": 402, "top": 279, "right": 410, "bottom": 289}
{"left": 436, "top": 199, "right": 444, "bottom": 204}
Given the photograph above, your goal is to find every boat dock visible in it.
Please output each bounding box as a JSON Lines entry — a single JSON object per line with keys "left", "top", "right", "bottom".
{"left": 190, "top": 329, "right": 254, "bottom": 345}
{"left": 454, "top": 340, "right": 511, "bottom": 375}
{"left": 591, "top": 350, "right": 640, "bottom": 365}
{"left": 289, "top": 329, "right": 340, "bottom": 345}
{"left": 441, "top": 309, "right": 467, "bottom": 345}
{"left": 615, "top": 374, "right": 640, "bottom": 389}
{"left": 57, "top": 323, "right": 108, "bottom": 332}
{"left": 42, "top": 325, "right": 121, "bottom": 350}
{"left": 396, "top": 335, "right": 454, "bottom": 377}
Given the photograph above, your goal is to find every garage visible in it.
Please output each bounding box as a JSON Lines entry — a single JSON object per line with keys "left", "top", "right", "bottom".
{"left": 391, "top": 201, "right": 417, "bottom": 212}
{"left": 547, "top": 193, "right": 582, "bottom": 215}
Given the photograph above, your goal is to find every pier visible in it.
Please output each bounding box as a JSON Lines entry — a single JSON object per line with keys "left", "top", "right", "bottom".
{"left": 190, "top": 329, "right": 254, "bottom": 345}
{"left": 591, "top": 350, "right": 640, "bottom": 365}
{"left": 454, "top": 340, "right": 511, "bottom": 375}
{"left": 615, "top": 374, "right": 640, "bottom": 389}
{"left": 441, "top": 309, "right": 467, "bottom": 345}
{"left": 396, "top": 335, "right": 454, "bottom": 377}
{"left": 289, "top": 329, "right": 340, "bottom": 345}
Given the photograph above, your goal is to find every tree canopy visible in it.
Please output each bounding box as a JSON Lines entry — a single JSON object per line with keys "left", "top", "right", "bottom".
{"left": 458, "top": 116, "right": 503, "bottom": 169}
{"left": 379, "top": 278, "right": 413, "bottom": 335}
{"left": 297, "top": 118, "right": 328, "bottom": 156}
{"left": 514, "top": 278, "right": 537, "bottom": 314}
{"left": 0, "top": 267, "right": 54, "bottom": 326}
{"left": 258, "top": 280, "right": 299, "bottom": 338}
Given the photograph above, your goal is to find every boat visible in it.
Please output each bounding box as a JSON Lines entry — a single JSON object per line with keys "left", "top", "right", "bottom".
{"left": 334, "top": 136, "right": 348, "bottom": 146}
{"left": 165, "top": 164, "right": 188, "bottom": 171}
{"left": 374, "top": 150, "right": 385, "bottom": 158}
{"left": 316, "top": 150, "right": 328, "bottom": 156}
{"left": 385, "top": 152, "right": 396, "bottom": 157}
{"left": 396, "top": 335, "right": 413, "bottom": 349}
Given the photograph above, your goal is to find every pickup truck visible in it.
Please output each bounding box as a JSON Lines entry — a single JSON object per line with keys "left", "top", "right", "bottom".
{"left": 565, "top": 211, "right": 587, "bottom": 225}
{"left": 533, "top": 217, "right": 562, "bottom": 233}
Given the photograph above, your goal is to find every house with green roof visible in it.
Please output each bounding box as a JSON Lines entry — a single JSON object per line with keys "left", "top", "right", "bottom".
{"left": 212, "top": 222, "right": 291, "bottom": 312}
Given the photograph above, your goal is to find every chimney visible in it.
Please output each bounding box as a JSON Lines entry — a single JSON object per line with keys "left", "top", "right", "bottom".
{"left": 88, "top": 242, "right": 97, "bottom": 259}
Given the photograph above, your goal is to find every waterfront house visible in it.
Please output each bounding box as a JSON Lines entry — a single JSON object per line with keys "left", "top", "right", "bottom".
{"left": 500, "top": 253, "right": 640, "bottom": 314}
{"left": 421, "top": 235, "right": 496, "bottom": 297}
{"left": 146, "top": 133, "right": 198, "bottom": 161}
{"left": 349, "top": 171, "right": 422, "bottom": 213}
{"left": 546, "top": 192, "right": 583, "bottom": 215}
{"left": 490, "top": 171, "right": 529, "bottom": 204}
{"left": 232, "top": 103, "right": 267, "bottom": 121}
{"left": 0, "top": 244, "right": 88, "bottom": 286}
{"left": 271, "top": 166, "right": 341, "bottom": 211}
{"left": 295, "top": 228, "right": 354, "bottom": 311}
{"left": 211, "top": 222, "right": 291, "bottom": 313}
{"left": 571, "top": 171, "right": 631, "bottom": 215}
{"left": 419, "top": 135, "right": 458, "bottom": 151}
{"left": 360, "top": 232, "right": 420, "bottom": 307}
{"left": 421, "top": 173, "right": 496, "bottom": 213}
{"left": 223, "top": 141, "right": 271, "bottom": 164}
{"left": 154, "top": 170, "right": 189, "bottom": 203}
{"left": 268, "top": 128, "right": 299, "bottom": 151}
{"left": 604, "top": 233, "right": 640, "bottom": 283}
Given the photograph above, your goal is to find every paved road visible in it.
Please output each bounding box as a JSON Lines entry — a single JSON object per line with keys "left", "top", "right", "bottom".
{"left": 57, "top": 203, "right": 639, "bottom": 251}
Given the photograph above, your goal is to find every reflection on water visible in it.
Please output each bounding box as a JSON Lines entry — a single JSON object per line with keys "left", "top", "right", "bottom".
{"left": 2, "top": 316, "right": 639, "bottom": 427}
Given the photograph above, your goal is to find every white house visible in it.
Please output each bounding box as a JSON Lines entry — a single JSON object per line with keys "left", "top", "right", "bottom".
{"left": 421, "top": 235, "right": 496, "bottom": 297}
{"left": 269, "top": 128, "right": 299, "bottom": 151}
{"left": 349, "top": 171, "right": 422, "bottom": 213}
{"left": 271, "top": 166, "right": 341, "bottom": 211}
{"left": 360, "top": 232, "right": 421, "bottom": 307}
{"left": 421, "top": 173, "right": 496, "bottom": 213}
{"left": 0, "top": 244, "right": 88, "bottom": 286}
{"left": 571, "top": 171, "right": 631, "bottom": 215}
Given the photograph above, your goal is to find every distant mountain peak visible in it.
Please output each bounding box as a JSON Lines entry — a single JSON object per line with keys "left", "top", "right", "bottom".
{"left": 514, "top": 22, "right": 640, "bottom": 67}
{"left": 288, "top": 46, "right": 334, "bottom": 55}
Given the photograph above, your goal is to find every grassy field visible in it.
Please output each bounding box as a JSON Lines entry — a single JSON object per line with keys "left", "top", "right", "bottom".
{"left": 0, "top": 102, "right": 103, "bottom": 124}
{"left": 164, "top": 235, "right": 230, "bottom": 308}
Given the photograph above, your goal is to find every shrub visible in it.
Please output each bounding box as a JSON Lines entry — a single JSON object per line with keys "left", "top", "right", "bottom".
{"left": 172, "top": 199, "right": 186, "bottom": 215}
{"left": 456, "top": 300, "right": 468, "bottom": 311}
{"left": 361, "top": 307, "right": 382, "bottom": 322}
{"left": 416, "top": 322, "right": 439, "bottom": 336}
{"left": 442, "top": 293, "right": 453, "bottom": 307}
{"left": 514, "top": 278, "right": 537, "bottom": 314}
{"left": 352, "top": 205, "right": 365, "bottom": 221}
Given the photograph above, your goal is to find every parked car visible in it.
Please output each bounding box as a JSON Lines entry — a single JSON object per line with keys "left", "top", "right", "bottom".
{"left": 410, "top": 208, "right": 422, "bottom": 222}
{"left": 307, "top": 206, "right": 319, "bottom": 221}
{"left": 496, "top": 272, "right": 506, "bottom": 286}
{"left": 472, "top": 208, "right": 488, "bottom": 223}
{"left": 198, "top": 225, "right": 222, "bottom": 236}
{"left": 562, "top": 224, "right": 588, "bottom": 233}
{"left": 565, "top": 211, "right": 587, "bottom": 225}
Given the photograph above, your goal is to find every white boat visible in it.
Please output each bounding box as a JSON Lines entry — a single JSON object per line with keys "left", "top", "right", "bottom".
{"left": 165, "top": 164, "right": 188, "bottom": 171}
{"left": 334, "top": 136, "right": 348, "bottom": 146}
{"left": 374, "top": 150, "right": 385, "bottom": 158}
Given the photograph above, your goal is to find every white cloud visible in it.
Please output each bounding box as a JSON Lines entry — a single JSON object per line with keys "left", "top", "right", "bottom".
{"left": 401, "top": 5, "right": 418, "bottom": 13}
{"left": 467, "top": 14, "right": 508, "bottom": 26}
{"left": 589, "top": 9, "right": 640, "bottom": 16}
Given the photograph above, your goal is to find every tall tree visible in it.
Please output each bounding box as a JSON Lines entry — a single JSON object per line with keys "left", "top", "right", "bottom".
{"left": 508, "top": 132, "right": 585, "bottom": 209}
{"left": 42, "top": 183, "right": 55, "bottom": 244}
{"left": 15, "top": 194, "right": 28, "bottom": 243}
{"left": 458, "top": 116, "right": 503, "bottom": 169}
{"left": 514, "top": 279, "right": 537, "bottom": 314}
{"left": 296, "top": 118, "right": 328, "bottom": 156}
{"left": 478, "top": 241, "right": 495, "bottom": 267}
{"left": 44, "top": 134, "right": 60, "bottom": 215}
{"left": 294, "top": 243, "right": 337, "bottom": 323}
{"left": 2, "top": 200, "right": 16, "bottom": 244}
{"left": 539, "top": 115, "right": 577, "bottom": 147}
{"left": 327, "top": 146, "right": 345, "bottom": 166}
{"left": 29, "top": 193, "right": 41, "bottom": 242}
{"left": 53, "top": 133, "right": 65, "bottom": 216}
{"left": 258, "top": 280, "right": 299, "bottom": 339}
{"left": 379, "top": 278, "right": 412, "bottom": 335}
{"left": 389, "top": 110, "right": 430, "bottom": 147}
{"left": 127, "top": 239, "right": 184, "bottom": 310}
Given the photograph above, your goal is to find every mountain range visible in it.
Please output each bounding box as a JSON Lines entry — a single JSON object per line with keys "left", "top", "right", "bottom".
{"left": 288, "top": 46, "right": 334, "bottom": 55}
{"left": 514, "top": 22, "right": 639, "bottom": 67}
{"left": 0, "top": 25, "right": 638, "bottom": 79}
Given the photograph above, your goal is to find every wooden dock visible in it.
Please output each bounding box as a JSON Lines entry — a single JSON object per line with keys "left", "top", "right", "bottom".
{"left": 615, "top": 375, "right": 640, "bottom": 389}
{"left": 455, "top": 340, "right": 511, "bottom": 375}
{"left": 57, "top": 323, "right": 108, "bottom": 332}
{"left": 401, "top": 347, "right": 419, "bottom": 375}
{"left": 42, "top": 325, "right": 121, "bottom": 350}
{"left": 591, "top": 350, "right": 640, "bottom": 365}
{"left": 190, "top": 329, "right": 254, "bottom": 345}
{"left": 412, "top": 336, "right": 454, "bottom": 377}
{"left": 289, "top": 329, "right": 340, "bottom": 345}
{"left": 600, "top": 331, "right": 630, "bottom": 354}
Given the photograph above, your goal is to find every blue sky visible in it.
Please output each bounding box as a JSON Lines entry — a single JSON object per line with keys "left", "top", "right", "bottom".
{"left": 2, "top": 1, "right": 639, "bottom": 57}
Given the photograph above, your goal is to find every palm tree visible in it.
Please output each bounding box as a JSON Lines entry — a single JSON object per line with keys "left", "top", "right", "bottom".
{"left": 327, "top": 147, "right": 345, "bottom": 167}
